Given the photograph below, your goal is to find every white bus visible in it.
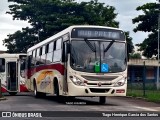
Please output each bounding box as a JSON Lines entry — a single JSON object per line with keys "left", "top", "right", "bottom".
{"left": 26, "top": 25, "right": 127, "bottom": 104}
{"left": 0, "top": 53, "right": 28, "bottom": 95}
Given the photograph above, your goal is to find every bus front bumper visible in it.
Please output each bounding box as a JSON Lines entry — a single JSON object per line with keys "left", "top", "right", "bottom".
{"left": 67, "top": 83, "right": 127, "bottom": 97}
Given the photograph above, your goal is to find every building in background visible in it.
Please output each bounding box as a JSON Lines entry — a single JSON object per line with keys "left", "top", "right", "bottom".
{"left": 0, "top": 50, "right": 6, "bottom": 54}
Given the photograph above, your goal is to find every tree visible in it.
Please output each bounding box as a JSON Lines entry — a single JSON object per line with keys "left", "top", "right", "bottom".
{"left": 129, "top": 53, "right": 141, "bottom": 59}
{"left": 125, "top": 31, "right": 134, "bottom": 54}
{"left": 4, "top": 27, "right": 38, "bottom": 53}
{"left": 3, "top": 0, "right": 133, "bottom": 53}
{"left": 132, "top": 3, "right": 159, "bottom": 58}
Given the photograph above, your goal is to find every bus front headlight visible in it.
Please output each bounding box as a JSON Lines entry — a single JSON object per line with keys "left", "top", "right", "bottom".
{"left": 114, "top": 78, "right": 126, "bottom": 87}
{"left": 70, "top": 76, "right": 85, "bottom": 86}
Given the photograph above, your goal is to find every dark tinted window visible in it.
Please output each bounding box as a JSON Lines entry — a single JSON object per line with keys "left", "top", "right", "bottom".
{"left": 0, "top": 58, "right": 5, "bottom": 72}
{"left": 39, "top": 47, "right": 42, "bottom": 56}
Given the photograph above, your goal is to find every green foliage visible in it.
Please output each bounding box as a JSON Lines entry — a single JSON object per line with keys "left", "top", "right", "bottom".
{"left": 129, "top": 53, "right": 141, "bottom": 59}
{"left": 4, "top": 27, "right": 38, "bottom": 53}
{"left": 125, "top": 31, "right": 134, "bottom": 53}
{"left": 127, "top": 89, "right": 160, "bottom": 103}
{"left": 3, "top": 0, "right": 132, "bottom": 53}
{"left": 132, "top": 3, "right": 159, "bottom": 58}
{"left": 136, "top": 32, "right": 158, "bottom": 58}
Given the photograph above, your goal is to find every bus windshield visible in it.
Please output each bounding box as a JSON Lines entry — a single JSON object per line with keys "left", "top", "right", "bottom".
{"left": 70, "top": 40, "right": 127, "bottom": 73}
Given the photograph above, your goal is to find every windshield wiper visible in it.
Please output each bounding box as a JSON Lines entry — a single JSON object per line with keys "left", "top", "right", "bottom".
{"left": 84, "top": 38, "right": 96, "bottom": 52}
{"left": 104, "top": 40, "right": 115, "bottom": 53}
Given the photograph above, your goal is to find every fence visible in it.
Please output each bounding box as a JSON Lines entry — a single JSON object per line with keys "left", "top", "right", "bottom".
{"left": 127, "top": 60, "right": 160, "bottom": 101}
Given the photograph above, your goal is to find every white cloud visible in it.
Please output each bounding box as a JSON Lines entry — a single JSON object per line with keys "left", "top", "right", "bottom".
{"left": 104, "top": 0, "right": 156, "bottom": 45}
{"left": 0, "top": 0, "right": 29, "bottom": 51}
{"left": 0, "top": 14, "right": 29, "bottom": 30}
{"left": 79, "top": 0, "right": 156, "bottom": 45}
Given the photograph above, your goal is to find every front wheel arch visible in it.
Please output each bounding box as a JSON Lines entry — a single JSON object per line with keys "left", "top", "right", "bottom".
{"left": 53, "top": 78, "right": 59, "bottom": 96}
{"left": 33, "top": 79, "right": 41, "bottom": 98}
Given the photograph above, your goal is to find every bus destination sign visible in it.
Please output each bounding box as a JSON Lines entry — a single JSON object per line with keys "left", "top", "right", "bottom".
{"left": 71, "top": 28, "right": 125, "bottom": 40}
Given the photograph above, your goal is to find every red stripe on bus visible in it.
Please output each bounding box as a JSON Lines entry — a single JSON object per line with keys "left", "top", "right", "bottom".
{"left": 26, "top": 63, "right": 65, "bottom": 79}
{"left": 1, "top": 87, "right": 7, "bottom": 92}
{"left": 20, "top": 85, "right": 28, "bottom": 92}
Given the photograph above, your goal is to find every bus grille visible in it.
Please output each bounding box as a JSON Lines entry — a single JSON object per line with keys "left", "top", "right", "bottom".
{"left": 87, "top": 83, "right": 112, "bottom": 86}
{"left": 81, "top": 75, "right": 118, "bottom": 81}
{"left": 89, "top": 88, "right": 110, "bottom": 93}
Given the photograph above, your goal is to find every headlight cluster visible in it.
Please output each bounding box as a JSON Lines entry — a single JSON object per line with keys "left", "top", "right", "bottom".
{"left": 70, "top": 76, "right": 85, "bottom": 86}
{"left": 114, "top": 77, "right": 126, "bottom": 87}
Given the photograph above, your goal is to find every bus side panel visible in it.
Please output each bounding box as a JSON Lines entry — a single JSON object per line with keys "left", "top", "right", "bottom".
{"left": 25, "top": 69, "right": 32, "bottom": 91}
{"left": 28, "top": 63, "right": 64, "bottom": 94}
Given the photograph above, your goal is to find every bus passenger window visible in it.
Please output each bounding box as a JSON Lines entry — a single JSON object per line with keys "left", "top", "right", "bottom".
{"left": 53, "top": 49, "right": 62, "bottom": 62}
{"left": 42, "top": 46, "right": 46, "bottom": 55}
{"left": 49, "top": 42, "right": 54, "bottom": 52}
{"left": 31, "top": 50, "right": 36, "bottom": 67}
{"left": 53, "top": 38, "right": 62, "bottom": 62}
{"left": 46, "top": 42, "right": 54, "bottom": 64}
{"left": 46, "top": 44, "right": 49, "bottom": 53}
{"left": 39, "top": 47, "right": 42, "bottom": 56}
{"left": 54, "top": 41, "right": 56, "bottom": 50}
{"left": 40, "top": 46, "right": 46, "bottom": 64}
{"left": 56, "top": 38, "right": 62, "bottom": 50}
{"left": 0, "top": 58, "right": 5, "bottom": 72}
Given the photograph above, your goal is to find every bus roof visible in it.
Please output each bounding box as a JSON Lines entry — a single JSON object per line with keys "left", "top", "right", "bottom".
{"left": 27, "top": 25, "right": 122, "bottom": 52}
{"left": 0, "top": 53, "right": 26, "bottom": 58}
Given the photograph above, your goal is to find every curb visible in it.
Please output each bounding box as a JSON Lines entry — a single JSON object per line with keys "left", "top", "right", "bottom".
{"left": 113, "top": 96, "right": 146, "bottom": 100}
{"left": 121, "top": 96, "right": 160, "bottom": 104}
{"left": 125, "top": 96, "right": 147, "bottom": 100}
{"left": 125, "top": 96, "right": 145, "bottom": 98}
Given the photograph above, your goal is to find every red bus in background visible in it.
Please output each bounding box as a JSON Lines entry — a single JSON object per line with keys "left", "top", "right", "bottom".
{"left": 0, "top": 53, "right": 28, "bottom": 95}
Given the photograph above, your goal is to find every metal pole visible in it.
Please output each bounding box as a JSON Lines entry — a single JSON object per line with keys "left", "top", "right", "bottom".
{"left": 157, "top": 13, "right": 160, "bottom": 90}
{"left": 157, "top": 0, "right": 160, "bottom": 90}
{"left": 143, "top": 61, "right": 146, "bottom": 96}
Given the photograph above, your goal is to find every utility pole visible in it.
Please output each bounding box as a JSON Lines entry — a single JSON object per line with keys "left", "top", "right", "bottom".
{"left": 157, "top": 0, "right": 160, "bottom": 90}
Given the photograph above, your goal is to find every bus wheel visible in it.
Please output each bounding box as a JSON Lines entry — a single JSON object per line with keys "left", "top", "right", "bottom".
{"left": 9, "top": 92, "right": 17, "bottom": 96}
{"left": 34, "top": 84, "right": 41, "bottom": 98}
{"left": 54, "top": 82, "right": 59, "bottom": 97}
{"left": 99, "top": 96, "right": 106, "bottom": 104}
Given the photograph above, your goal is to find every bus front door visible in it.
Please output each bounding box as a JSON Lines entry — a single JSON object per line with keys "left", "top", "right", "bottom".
{"left": 7, "top": 62, "right": 18, "bottom": 94}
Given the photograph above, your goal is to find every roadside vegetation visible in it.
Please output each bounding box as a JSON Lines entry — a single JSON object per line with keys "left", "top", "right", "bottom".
{"left": 127, "top": 83, "right": 160, "bottom": 103}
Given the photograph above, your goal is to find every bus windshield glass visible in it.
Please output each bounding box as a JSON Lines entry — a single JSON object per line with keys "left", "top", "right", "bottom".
{"left": 70, "top": 40, "right": 126, "bottom": 73}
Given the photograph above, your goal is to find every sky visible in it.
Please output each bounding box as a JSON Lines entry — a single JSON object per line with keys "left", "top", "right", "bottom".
{"left": 0, "top": 0, "right": 157, "bottom": 51}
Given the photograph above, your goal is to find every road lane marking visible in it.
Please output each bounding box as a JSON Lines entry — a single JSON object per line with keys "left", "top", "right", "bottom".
{"left": 133, "top": 106, "right": 158, "bottom": 111}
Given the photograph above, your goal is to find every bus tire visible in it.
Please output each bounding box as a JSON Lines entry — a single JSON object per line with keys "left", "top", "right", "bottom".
{"left": 40, "top": 92, "right": 46, "bottom": 97}
{"left": 99, "top": 96, "right": 106, "bottom": 104}
{"left": 54, "top": 80, "right": 59, "bottom": 97}
{"left": 34, "top": 83, "right": 41, "bottom": 98}
{"left": 9, "top": 92, "right": 17, "bottom": 96}
{"left": 68, "top": 96, "right": 75, "bottom": 100}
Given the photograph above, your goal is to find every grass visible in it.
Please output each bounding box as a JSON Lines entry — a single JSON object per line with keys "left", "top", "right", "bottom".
{"left": 127, "top": 89, "right": 160, "bottom": 103}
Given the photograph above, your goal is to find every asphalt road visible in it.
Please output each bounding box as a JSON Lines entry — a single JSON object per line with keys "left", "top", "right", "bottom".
{"left": 1, "top": 92, "right": 160, "bottom": 111}
{"left": 0, "top": 92, "right": 160, "bottom": 120}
